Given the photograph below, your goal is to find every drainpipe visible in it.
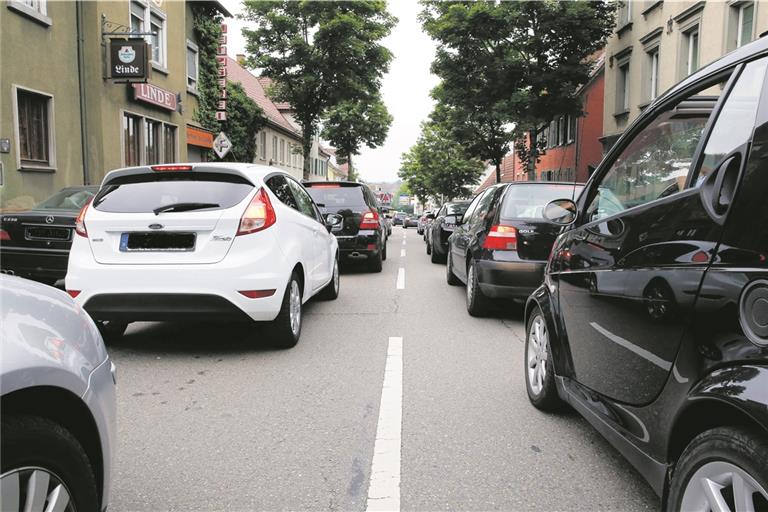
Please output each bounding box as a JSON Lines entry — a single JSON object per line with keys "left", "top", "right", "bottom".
{"left": 76, "top": 1, "right": 90, "bottom": 185}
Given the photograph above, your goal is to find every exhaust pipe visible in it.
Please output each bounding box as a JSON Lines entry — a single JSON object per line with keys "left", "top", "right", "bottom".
{"left": 1, "top": 269, "right": 16, "bottom": 275}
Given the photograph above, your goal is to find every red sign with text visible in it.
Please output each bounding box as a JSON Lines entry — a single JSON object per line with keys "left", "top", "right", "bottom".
{"left": 132, "top": 83, "right": 177, "bottom": 111}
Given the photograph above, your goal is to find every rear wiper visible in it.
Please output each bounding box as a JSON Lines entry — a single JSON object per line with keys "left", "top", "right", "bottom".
{"left": 153, "top": 202, "right": 220, "bottom": 215}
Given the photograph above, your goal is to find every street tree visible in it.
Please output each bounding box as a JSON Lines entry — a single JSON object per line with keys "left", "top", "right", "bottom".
{"left": 421, "top": 0, "right": 616, "bottom": 180}
{"left": 242, "top": 1, "right": 395, "bottom": 179}
{"left": 321, "top": 92, "right": 392, "bottom": 181}
{"left": 399, "top": 122, "right": 485, "bottom": 203}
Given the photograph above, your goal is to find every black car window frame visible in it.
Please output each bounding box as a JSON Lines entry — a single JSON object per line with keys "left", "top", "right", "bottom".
{"left": 473, "top": 186, "right": 499, "bottom": 225}
{"left": 462, "top": 190, "right": 488, "bottom": 223}
{"left": 286, "top": 178, "right": 322, "bottom": 223}
{"left": 265, "top": 174, "right": 300, "bottom": 211}
{"left": 576, "top": 65, "right": 743, "bottom": 229}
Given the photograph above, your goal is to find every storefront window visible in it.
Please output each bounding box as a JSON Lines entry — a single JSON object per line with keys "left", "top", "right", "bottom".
{"left": 123, "top": 113, "right": 141, "bottom": 167}
{"left": 164, "top": 125, "right": 176, "bottom": 163}
{"left": 145, "top": 120, "right": 161, "bottom": 165}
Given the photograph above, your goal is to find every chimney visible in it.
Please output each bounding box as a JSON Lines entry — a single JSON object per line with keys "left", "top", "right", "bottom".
{"left": 236, "top": 54, "right": 246, "bottom": 65}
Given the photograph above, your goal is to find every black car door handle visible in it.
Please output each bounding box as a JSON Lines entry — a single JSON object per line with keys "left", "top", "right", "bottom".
{"left": 700, "top": 144, "right": 747, "bottom": 224}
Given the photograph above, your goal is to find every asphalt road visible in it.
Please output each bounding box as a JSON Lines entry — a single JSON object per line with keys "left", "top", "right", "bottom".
{"left": 107, "top": 227, "right": 657, "bottom": 511}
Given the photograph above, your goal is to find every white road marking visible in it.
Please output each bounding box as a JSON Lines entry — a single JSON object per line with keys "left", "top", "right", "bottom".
{"left": 396, "top": 268, "right": 405, "bottom": 290}
{"left": 590, "top": 322, "right": 672, "bottom": 370}
{"left": 400, "top": 249, "right": 406, "bottom": 258}
{"left": 402, "top": 238, "right": 406, "bottom": 246}
{"left": 366, "top": 336, "right": 403, "bottom": 512}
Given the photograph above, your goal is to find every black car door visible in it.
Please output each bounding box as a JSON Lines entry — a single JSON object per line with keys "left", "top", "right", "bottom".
{"left": 452, "top": 187, "right": 496, "bottom": 282}
{"left": 553, "top": 58, "right": 768, "bottom": 406}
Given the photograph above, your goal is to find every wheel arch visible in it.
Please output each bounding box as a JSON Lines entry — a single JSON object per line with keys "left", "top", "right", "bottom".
{"left": 291, "top": 262, "right": 306, "bottom": 298}
{"left": 1, "top": 386, "right": 104, "bottom": 507}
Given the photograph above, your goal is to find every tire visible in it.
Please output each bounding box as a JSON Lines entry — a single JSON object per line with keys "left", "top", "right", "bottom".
{"left": 270, "top": 273, "right": 302, "bottom": 348}
{"left": 368, "top": 247, "right": 383, "bottom": 273}
{"left": 525, "top": 308, "right": 562, "bottom": 411}
{"left": 96, "top": 320, "right": 128, "bottom": 342}
{"left": 1, "top": 415, "right": 99, "bottom": 512}
{"left": 430, "top": 244, "right": 444, "bottom": 264}
{"left": 382, "top": 240, "right": 388, "bottom": 261}
{"left": 426, "top": 240, "right": 432, "bottom": 255}
{"left": 667, "top": 426, "right": 768, "bottom": 512}
{"left": 466, "top": 259, "right": 490, "bottom": 316}
{"left": 446, "top": 249, "right": 461, "bottom": 286}
{"left": 318, "top": 257, "right": 340, "bottom": 300}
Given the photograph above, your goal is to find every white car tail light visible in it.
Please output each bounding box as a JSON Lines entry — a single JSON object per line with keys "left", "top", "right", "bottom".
{"left": 237, "top": 187, "right": 276, "bottom": 235}
{"left": 75, "top": 198, "right": 92, "bottom": 238}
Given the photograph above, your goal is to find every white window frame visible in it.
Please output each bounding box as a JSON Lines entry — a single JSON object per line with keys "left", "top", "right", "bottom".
{"left": 617, "top": 60, "right": 631, "bottom": 113}
{"left": 8, "top": 0, "right": 51, "bottom": 26}
{"left": 186, "top": 40, "right": 199, "bottom": 93}
{"left": 12, "top": 84, "right": 56, "bottom": 172}
{"left": 260, "top": 132, "right": 267, "bottom": 160}
{"left": 737, "top": 2, "right": 755, "bottom": 48}
{"left": 129, "top": 0, "right": 167, "bottom": 71}
{"left": 684, "top": 25, "right": 700, "bottom": 76}
{"left": 649, "top": 48, "right": 659, "bottom": 100}
{"left": 272, "top": 135, "right": 278, "bottom": 163}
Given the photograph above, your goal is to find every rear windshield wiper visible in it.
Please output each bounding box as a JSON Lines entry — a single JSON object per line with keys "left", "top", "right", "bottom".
{"left": 153, "top": 202, "right": 220, "bottom": 215}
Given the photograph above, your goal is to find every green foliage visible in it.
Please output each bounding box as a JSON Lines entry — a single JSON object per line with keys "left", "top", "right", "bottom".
{"left": 242, "top": 1, "right": 396, "bottom": 178}
{"left": 398, "top": 122, "right": 485, "bottom": 203}
{"left": 217, "top": 82, "right": 266, "bottom": 162}
{"left": 421, "top": 0, "right": 617, "bottom": 176}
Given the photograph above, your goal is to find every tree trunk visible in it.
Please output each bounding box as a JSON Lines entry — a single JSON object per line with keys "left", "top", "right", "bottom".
{"left": 347, "top": 154, "right": 354, "bottom": 181}
{"left": 495, "top": 161, "right": 501, "bottom": 183}
{"left": 302, "top": 120, "right": 312, "bottom": 181}
{"left": 527, "top": 128, "right": 537, "bottom": 181}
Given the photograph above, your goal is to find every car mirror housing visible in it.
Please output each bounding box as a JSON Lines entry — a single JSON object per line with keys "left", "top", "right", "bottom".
{"left": 325, "top": 213, "right": 343, "bottom": 232}
{"left": 544, "top": 199, "right": 578, "bottom": 226}
{"left": 444, "top": 215, "right": 457, "bottom": 225}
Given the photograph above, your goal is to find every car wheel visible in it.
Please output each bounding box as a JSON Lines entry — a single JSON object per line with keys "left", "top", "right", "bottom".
{"left": 446, "top": 250, "right": 460, "bottom": 286}
{"left": 668, "top": 427, "right": 768, "bottom": 512}
{"left": 270, "top": 273, "right": 302, "bottom": 348}
{"left": 318, "top": 257, "right": 340, "bottom": 301}
{"left": 382, "top": 240, "right": 388, "bottom": 261}
{"left": 1, "top": 415, "right": 99, "bottom": 512}
{"left": 368, "top": 247, "right": 383, "bottom": 273}
{"left": 466, "top": 259, "right": 490, "bottom": 316}
{"left": 525, "top": 309, "right": 562, "bottom": 411}
{"left": 96, "top": 320, "right": 128, "bottom": 342}
{"left": 426, "top": 240, "right": 432, "bottom": 255}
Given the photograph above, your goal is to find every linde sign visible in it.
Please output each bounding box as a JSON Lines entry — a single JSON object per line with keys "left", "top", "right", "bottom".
{"left": 109, "top": 39, "right": 148, "bottom": 80}
{"left": 133, "top": 83, "right": 177, "bottom": 111}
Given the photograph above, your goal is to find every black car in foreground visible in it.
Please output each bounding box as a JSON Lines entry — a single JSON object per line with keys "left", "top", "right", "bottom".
{"left": 526, "top": 38, "right": 768, "bottom": 510}
{"left": 446, "top": 183, "right": 582, "bottom": 315}
{"left": 305, "top": 181, "right": 387, "bottom": 272}
{"left": 0, "top": 186, "right": 98, "bottom": 285}
{"left": 427, "top": 201, "right": 471, "bottom": 263}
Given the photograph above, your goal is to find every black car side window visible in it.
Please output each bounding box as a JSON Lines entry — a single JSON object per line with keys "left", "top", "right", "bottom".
{"left": 287, "top": 179, "right": 321, "bottom": 222}
{"left": 462, "top": 191, "right": 486, "bottom": 223}
{"left": 473, "top": 188, "right": 497, "bottom": 224}
{"left": 265, "top": 175, "right": 299, "bottom": 210}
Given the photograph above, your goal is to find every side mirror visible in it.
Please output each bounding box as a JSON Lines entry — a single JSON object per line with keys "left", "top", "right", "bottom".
{"left": 444, "top": 215, "right": 459, "bottom": 225}
{"left": 426, "top": 213, "right": 436, "bottom": 220}
{"left": 544, "top": 199, "right": 578, "bottom": 226}
{"left": 325, "top": 213, "right": 343, "bottom": 232}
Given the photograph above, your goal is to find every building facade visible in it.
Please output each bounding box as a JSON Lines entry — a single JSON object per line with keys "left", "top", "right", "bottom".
{"left": 603, "top": 0, "right": 768, "bottom": 149}
{"left": 1, "top": 0, "right": 227, "bottom": 211}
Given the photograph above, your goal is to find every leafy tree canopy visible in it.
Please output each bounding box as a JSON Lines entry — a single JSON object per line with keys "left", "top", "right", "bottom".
{"left": 242, "top": 1, "right": 395, "bottom": 178}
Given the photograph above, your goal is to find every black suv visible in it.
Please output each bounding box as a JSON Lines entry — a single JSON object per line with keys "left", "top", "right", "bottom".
{"left": 305, "top": 182, "right": 387, "bottom": 272}
{"left": 526, "top": 38, "right": 768, "bottom": 509}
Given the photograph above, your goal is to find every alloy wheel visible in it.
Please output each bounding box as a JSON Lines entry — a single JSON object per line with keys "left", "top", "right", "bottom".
{"left": 1, "top": 467, "right": 75, "bottom": 512}
{"left": 679, "top": 460, "right": 768, "bottom": 512}
{"left": 289, "top": 280, "right": 301, "bottom": 336}
{"left": 332, "top": 259, "right": 339, "bottom": 294}
{"left": 527, "top": 315, "right": 549, "bottom": 396}
{"left": 466, "top": 263, "right": 475, "bottom": 303}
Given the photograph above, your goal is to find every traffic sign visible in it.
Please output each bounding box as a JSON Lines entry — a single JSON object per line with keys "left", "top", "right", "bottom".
{"left": 213, "top": 132, "right": 232, "bottom": 159}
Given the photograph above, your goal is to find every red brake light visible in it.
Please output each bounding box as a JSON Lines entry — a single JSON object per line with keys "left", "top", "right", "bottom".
{"left": 151, "top": 165, "right": 193, "bottom": 172}
{"left": 359, "top": 210, "right": 379, "bottom": 230}
{"left": 237, "top": 187, "right": 276, "bottom": 235}
{"left": 238, "top": 289, "right": 276, "bottom": 299}
{"left": 75, "top": 198, "right": 92, "bottom": 237}
{"left": 483, "top": 225, "right": 518, "bottom": 251}
{"left": 67, "top": 290, "right": 81, "bottom": 298}
{"left": 691, "top": 250, "right": 710, "bottom": 263}
{"left": 0, "top": 230, "right": 10, "bottom": 241}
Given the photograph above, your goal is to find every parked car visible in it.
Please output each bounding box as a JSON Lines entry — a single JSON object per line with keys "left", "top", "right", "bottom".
{"left": 304, "top": 181, "right": 387, "bottom": 272}
{"left": 446, "top": 183, "right": 582, "bottom": 315}
{"left": 66, "top": 164, "right": 341, "bottom": 348}
{"left": 393, "top": 212, "right": 406, "bottom": 226}
{"left": 1, "top": 275, "right": 116, "bottom": 512}
{"left": 525, "top": 41, "right": 768, "bottom": 510}
{"left": 0, "top": 186, "right": 98, "bottom": 286}
{"left": 426, "top": 201, "right": 471, "bottom": 263}
{"left": 417, "top": 210, "right": 433, "bottom": 235}
{"left": 403, "top": 215, "right": 418, "bottom": 228}
{"left": 381, "top": 207, "right": 393, "bottom": 237}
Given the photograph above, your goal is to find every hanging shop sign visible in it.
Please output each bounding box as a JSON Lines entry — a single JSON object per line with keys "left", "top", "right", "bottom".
{"left": 215, "top": 24, "right": 228, "bottom": 121}
{"left": 186, "top": 126, "right": 214, "bottom": 149}
{"left": 109, "top": 39, "right": 149, "bottom": 80}
{"left": 133, "top": 83, "right": 177, "bottom": 111}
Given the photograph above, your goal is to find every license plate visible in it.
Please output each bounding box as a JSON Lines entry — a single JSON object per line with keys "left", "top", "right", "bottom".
{"left": 25, "top": 226, "right": 71, "bottom": 241}
{"left": 120, "top": 232, "right": 196, "bottom": 252}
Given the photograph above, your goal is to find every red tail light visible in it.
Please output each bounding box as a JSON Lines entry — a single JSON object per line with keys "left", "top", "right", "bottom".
{"left": 359, "top": 210, "right": 379, "bottom": 230}
{"left": 483, "top": 225, "right": 518, "bottom": 251}
{"left": 66, "top": 290, "right": 81, "bottom": 298}
{"left": 151, "top": 165, "right": 193, "bottom": 172}
{"left": 75, "top": 198, "right": 93, "bottom": 238}
{"left": 238, "top": 289, "right": 276, "bottom": 299}
{"left": 0, "top": 230, "right": 10, "bottom": 241}
{"left": 691, "top": 250, "right": 710, "bottom": 263}
{"left": 237, "top": 187, "right": 276, "bottom": 235}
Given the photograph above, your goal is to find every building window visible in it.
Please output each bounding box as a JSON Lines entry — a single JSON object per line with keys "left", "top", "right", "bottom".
{"left": 145, "top": 119, "right": 161, "bottom": 165}
{"left": 617, "top": 1, "right": 632, "bottom": 27}
{"left": 617, "top": 61, "right": 630, "bottom": 113}
{"left": 647, "top": 48, "right": 659, "bottom": 101}
{"left": 280, "top": 139, "right": 285, "bottom": 164}
{"left": 260, "top": 132, "right": 267, "bottom": 160}
{"left": 558, "top": 116, "right": 566, "bottom": 145}
{"left": 164, "top": 125, "right": 176, "bottom": 163}
{"left": 123, "top": 113, "right": 141, "bottom": 167}
{"left": 130, "top": 1, "right": 166, "bottom": 68}
{"left": 186, "top": 41, "right": 199, "bottom": 92}
{"left": 16, "top": 88, "right": 52, "bottom": 168}
{"left": 567, "top": 115, "right": 576, "bottom": 143}
{"left": 683, "top": 25, "right": 700, "bottom": 76}
{"left": 728, "top": 2, "right": 755, "bottom": 50}
{"left": 272, "top": 136, "right": 278, "bottom": 162}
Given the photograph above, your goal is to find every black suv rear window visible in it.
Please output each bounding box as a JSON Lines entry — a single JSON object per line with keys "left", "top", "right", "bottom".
{"left": 305, "top": 185, "right": 367, "bottom": 209}
{"left": 501, "top": 184, "right": 583, "bottom": 219}
{"left": 93, "top": 172, "right": 254, "bottom": 213}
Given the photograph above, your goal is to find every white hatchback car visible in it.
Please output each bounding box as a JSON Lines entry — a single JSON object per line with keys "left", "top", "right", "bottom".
{"left": 66, "top": 163, "right": 341, "bottom": 348}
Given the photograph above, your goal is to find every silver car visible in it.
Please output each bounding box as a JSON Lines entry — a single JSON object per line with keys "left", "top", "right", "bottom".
{"left": 1, "top": 275, "right": 116, "bottom": 512}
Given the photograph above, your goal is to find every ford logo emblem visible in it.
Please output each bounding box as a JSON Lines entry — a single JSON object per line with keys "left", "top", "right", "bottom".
{"left": 148, "top": 223, "right": 164, "bottom": 230}
{"left": 45, "top": 216, "right": 55, "bottom": 224}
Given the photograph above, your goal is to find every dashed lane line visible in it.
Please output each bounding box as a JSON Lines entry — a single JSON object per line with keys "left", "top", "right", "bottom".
{"left": 396, "top": 268, "right": 405, "bottom": 290}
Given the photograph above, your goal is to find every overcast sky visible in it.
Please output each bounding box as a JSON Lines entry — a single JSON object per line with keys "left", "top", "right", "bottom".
{"left": 220, "top": 0, "right": 439, "bottom": 184}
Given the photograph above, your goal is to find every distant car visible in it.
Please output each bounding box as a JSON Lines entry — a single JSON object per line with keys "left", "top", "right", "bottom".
{"left": 426, "top": 201, "right": 471, "bottom": 263}
{"left": 305, "top": 181, "right": 387, "bottom": 272}
{"left": 446, "top": 182, "right": 582, "bottom": 315}
{"left": 381, "top": 208, "right": 393, "bottom": 237}
{"left": 1, "top": 275, "right": 116, "bottom": 512}
{"left": 66, "top": 164, "right": 341, "bottom": 348}
{"left": 417, "top": 211, "right": 433, "bottom": 235}
{"left": 403, "top": 215, "right": 418, "bottom": 228}
{"left": 393, "top": 212, "right": 406, "bottom": 226}
{"left": 0, "top": 186, "right": 98, "bottom": 285}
